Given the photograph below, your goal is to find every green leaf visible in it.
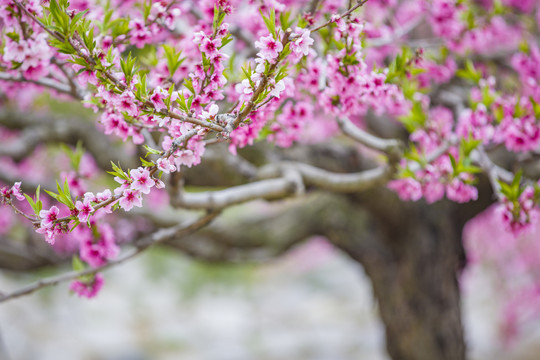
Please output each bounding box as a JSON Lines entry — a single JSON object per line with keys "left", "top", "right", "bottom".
{"left": 72, "top": 255, "right": 86, "bottom": 271}
{"left": 260, "top": 8, "right": 277, "bottom": 39}
{"left": 456, "top": 60, "right": 481, "bottom": 83}
{"left": 279, "top": 11, "right": 294, "bottom": 30}
{"left": 140, "top": 157, "right": 155, "bottom": 167}
{"left": 24, "top": 194, "right": 37, "bottom": 216}
{"left": 163, "top": 44, "right": 184, "bottom": 77}
{"left": 143, "top": 145, "right": 162, "bottom": 156}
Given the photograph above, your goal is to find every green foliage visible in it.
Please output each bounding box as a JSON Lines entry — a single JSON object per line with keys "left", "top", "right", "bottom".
{"left": 44, "top": 179, "right": 75, "bottom": 209}
{"left": 498, "top": 170, "right": 525, "bottom": 201}
{"left": 176, "top": 92, "right": 194, "bottom": 113}
{"left": 399, "top": 101, "right": 426, "bottom": 132}
{"left": 135, "top": 71, "right": 148, "bottom": 99}
{"left": 107, "top": 162, "right": 130, "bottom": 181}
{"left": 120, "top": 52, "right": 138, "bottom": 85}
{"left": 60, "top": 141, "right": 85, "bottom": 172}
{"left": 139, "top": 157, "right": 155, "bottom": 167}
{"left": 162, "top": 45, "right": 184, "bottom": 78}
{"left": 72, "top": 255, "right": 86, "bottom": 272}
{"left": 143, "top": 145, "right": 162, "bottom": 156}
{"left": 456, "top": 60, "right": 482, "bottom": 83}
{"left": 24, "top": 186, "right": 43, "bottom": 217}
{"left": 212, "top": 5, "right": 227, "bottom": 32}
{"left": 386, "top": 47, "right": 424, "bottom": 84}
{"left": 447, "top": 139, "right": 482, "bottom": 177}
{"left": 279, "top": 10, "right": 295, "bottom": 30}
{"left": 260, "top": 8, "right": 277, "bottom": 39}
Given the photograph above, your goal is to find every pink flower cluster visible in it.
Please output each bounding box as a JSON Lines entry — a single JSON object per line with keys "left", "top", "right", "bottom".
{"left": 321, "top": 49, "right": 410, "bottom": 118}
{"left": 77, "top": 223, "right": 120, "bottom": 268}
{"left": 0, "top": 182, "right": 25, "bottom": 202}
{"left": 497, "top": 186, "right": 540, "bottom": 236}
{"left": 70, "top": 273, "right": 104, "bottom": 299}
{"left": 388, "top": 106, "right": 478, "bottom": 204}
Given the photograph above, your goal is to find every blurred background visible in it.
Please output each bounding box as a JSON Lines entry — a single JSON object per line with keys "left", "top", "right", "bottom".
{"left": 2, "top": 216, "right": 540, "bottom": 360}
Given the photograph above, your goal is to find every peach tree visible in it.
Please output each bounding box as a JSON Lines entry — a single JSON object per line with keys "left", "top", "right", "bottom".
{"left": 1, "top": 0, "right": 540, "bottom": 359}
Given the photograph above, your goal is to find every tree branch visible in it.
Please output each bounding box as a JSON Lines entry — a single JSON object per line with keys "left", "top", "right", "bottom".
{"left": 0, "top": 72, "right": 82, "bottom": 99}
{"left": 337, "top": 117, "right": 403, "bottom": 162}
{"left": 0, "top": 211, "right": 219, "bottom": 303}
{"left": 0, "top": 109, "right": 136, "bottom": 170}
{"left": 174, "top": 160, "right": 390, "bottom": 210}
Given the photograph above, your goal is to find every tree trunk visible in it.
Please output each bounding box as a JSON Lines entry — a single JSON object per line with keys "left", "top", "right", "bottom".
{"left": 337, "top": 207, "right": 465, "bottom": 359}
{"left": 325, "top": 187, "right": 493, "bottom": 360}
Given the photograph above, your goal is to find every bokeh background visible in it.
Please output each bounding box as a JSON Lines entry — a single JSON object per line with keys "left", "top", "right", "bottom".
{"left": 2, "top": 204, "right": 540, "bottom": 360}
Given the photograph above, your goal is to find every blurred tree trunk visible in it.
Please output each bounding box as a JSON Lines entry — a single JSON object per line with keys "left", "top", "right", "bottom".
{"left": 327, "top": 184, "right": 492, "bottom": 360}
{"left": 334, "top": 202, "right": 465, "bottom": 360}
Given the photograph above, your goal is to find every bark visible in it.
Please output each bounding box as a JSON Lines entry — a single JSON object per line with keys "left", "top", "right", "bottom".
{"left": 333, "top": 201, "right": 465, "bottom": 360}
{"left": 326, "top": 182, "right": 493, "bottom": 360}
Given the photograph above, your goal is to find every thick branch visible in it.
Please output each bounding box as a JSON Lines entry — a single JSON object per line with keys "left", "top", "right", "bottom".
{"left": 173, "top": 178, "right": 297, "bottom": 210}
{"left": 0, "top": 73, "right": 79, "bottom": 98}
{"left": 175, "top": 161, "right": 389, "bottom": 210}
{"left": 337, "top": 117, "right": 403, "bottom": 161}
{"left": 0, "top": 109, "right": 136, "bottom": 169}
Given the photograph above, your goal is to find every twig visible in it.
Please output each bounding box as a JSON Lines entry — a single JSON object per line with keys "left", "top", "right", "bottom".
{"left": 12, "top": 0, "right": 65, "bottom": 42}
{"left": 367, "top": 16, "right": 423, "bottom": 47}
{"left": 310, "top": 0, "right": 369, "bottom": 33}
{"left": 0, "top": 73, "right": 74, "bottom": 97}
{"left": 232, "top": 29, "right": 293, "bottom": 129}
{"left": 0, "top": 212, "right": 219, "bottom": 303}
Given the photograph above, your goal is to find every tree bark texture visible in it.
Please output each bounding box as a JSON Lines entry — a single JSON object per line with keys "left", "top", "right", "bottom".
{"left": 333, "top": 199, "right": 465, "bottom": 360}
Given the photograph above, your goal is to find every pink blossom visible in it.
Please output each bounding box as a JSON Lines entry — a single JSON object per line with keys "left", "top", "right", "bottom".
{"left": 114, "top": 92, "right": 139, "bottom": 117}
{"left": 269, "top": 80, "right": 286, "bottom": 98}
{"left": 96, "top": 189, "right": 112, "bottom": 202}
{"left": 456, "top": 105, "right": 494, "bottom": 143}
{"left": 157, "top": 157, "right": 176, "bottom": 173}
{"left": 79, "top": 223, "right": 119, "bottom": 267}
{"left": 130, "top": 167, "right": 155, "bottom": 194}
{"left": 200, "top": 37, "right": 222, "bottom": 59}
{"left": 202, "top": 104, "right": 219, "bottom": 120}
{"left": 75, "top": 199, "right": 94, "bottom": 222}
{"left": 291, "top": 28, "right": 314, "bottom": 56}
{"left": 70, "top": 273, "right": 104, "bottom": 299}
{"left": 388, "top": 178, "right": 423, "bottom": 201}
{"left": 446, "top": 178, "right": 478, "bottom": 203}
{"left": 119, "top": 188, "right": 143, "bottom": 211}
{"left": 39, "top": 206, "right": 60, "bottom": 228}
{"left": 0, "top": 182, "right": 25, "bottom": 201}
{"left": 149, "top": 86, "right": 168, "bottom": 111}
{"left": 255, "top": 34, "right": 283, "bottom": 62}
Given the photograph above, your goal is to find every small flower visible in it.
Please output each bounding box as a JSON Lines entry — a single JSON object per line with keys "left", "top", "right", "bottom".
{"left": 200, "top": 37, "right": 222, "bottom": 58}
{"left": 75, "top": 199, "right": 94, "bottom": 223}
{"left": 114, "top": 92, "right": 139, "bottom": 117}
{"left": 0, "top": 182, "right": 25, "bottom": 201}
{"left": 269, "top": 80, "right": 286, "bottom": 98}
{"left": 291, "top": 28, "right": 314, "bottom": 56}
{"left": 255, "top": 34, "right": 283, "bottom": 62}
{"left": 70, "top": 273, "right": 104, "bottom": 299}
{"left": 119, "top": 188, "right": 143, "bottom": 211}
{"left": 39, "top": 206, "right": 60, "bottom": 228}
{"left": 130, "top": 167, "right": 155, "bottom": 194}
{"left": 149, "top": 86, "right": 168, "bottom": 111}
{"left": 157, "top": 157, "right": 176, "bottom": 173}
{"left": 96, "top": 189, "right": 112, "bottom": 202}
{"left": 9, "top": 183, "right": 19, "bottom": 196}
{"left": 201, "top": 104, "right": 219, "bottom": 121}
{"left": 155, "top": 178, "right": 166, "bottom": 189}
